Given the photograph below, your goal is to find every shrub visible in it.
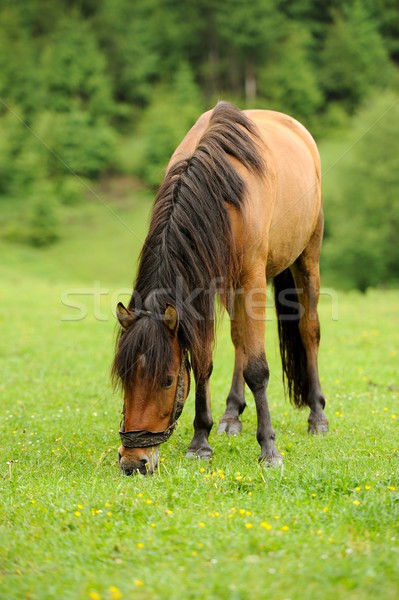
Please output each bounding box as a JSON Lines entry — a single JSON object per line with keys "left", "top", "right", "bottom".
{"left": 27, "top": 194, "right": 61, "bottom": 248}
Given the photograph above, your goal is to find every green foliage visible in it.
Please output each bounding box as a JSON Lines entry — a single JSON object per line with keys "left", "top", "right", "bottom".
{"left": 35, "top": 110, "right": 117, "bottom": 179}
{"left": 0, "top": 7, "right": 42, "bottom": 115}
{"left": 259, "top": 25, "right": 323, "bottom": 125}
{"left": 27, "top": 196, "right": 61, "bottom": 247}
{"left": 57, "top": 175, "right": 85, "bottom": 206}
{"left": 4, "top": 186, "right": 60, "bottom": 248}
{"left": 135, "top": 64, "right": 204, "bottom": 187}
{"left": 41, "top": 17, "right": 115, "bottom": 119}
{"left": 322, "top": 92, "right": 399, "bottom": 291}
{"left": 319, "top": 2, "right": 394, "bottom": 112}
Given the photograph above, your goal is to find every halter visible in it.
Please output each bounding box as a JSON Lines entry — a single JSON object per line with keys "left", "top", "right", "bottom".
{"left": 119, "top": 349, "right": 189, "bottom": 448}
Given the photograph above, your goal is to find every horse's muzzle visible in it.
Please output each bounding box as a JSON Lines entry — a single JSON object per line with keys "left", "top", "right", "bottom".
{"left": 118, "top": 445, "right": 159, "bottom": 475}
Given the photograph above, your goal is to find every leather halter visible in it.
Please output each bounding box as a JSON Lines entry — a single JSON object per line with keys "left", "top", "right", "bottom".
{"left": 119, "top": 349, "right": 189, "bottom": 448}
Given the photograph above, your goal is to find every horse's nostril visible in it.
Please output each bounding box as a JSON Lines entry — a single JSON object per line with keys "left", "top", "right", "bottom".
{"left": 138, "top": 458, "right": 149, "bottom": 475}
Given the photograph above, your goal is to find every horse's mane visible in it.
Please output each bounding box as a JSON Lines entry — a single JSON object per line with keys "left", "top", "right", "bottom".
{"left": 113, "top": 102, "right": 265, "bottom": 390}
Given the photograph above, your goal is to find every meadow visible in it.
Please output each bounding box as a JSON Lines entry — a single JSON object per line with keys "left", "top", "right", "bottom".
{"left": 0, "top": 189, "right": 398, "bottom": 600}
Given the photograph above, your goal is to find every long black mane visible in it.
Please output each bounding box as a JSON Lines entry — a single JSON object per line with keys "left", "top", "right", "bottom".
{"left": 113, "top": 102, "right": 265, "bottom": 390}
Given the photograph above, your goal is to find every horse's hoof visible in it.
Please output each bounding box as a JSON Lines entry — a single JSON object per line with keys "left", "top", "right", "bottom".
{"left": 308, "top": 420, "right": 329, "bottom": 435}
{"left": 259, "top": 453, "right": 283, "bottom": 468}
{"left": 217, "top": 417, "right": 242, "bottom": 436}
{"left": 186, "top": 447, "right": 213, "bottom": 459}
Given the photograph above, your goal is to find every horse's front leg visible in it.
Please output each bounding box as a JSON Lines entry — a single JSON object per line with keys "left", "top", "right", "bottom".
{"left": 224, "top": 272, "right": 282, "bottom": 466}
{"left": 218, "top": 295, "right": 246, "bottom": 435}
{"left": 186, "top": 363, "right": 213, "bottom": 459}
{"left": 217, "top": 349, "right": 246, "bottom": 435}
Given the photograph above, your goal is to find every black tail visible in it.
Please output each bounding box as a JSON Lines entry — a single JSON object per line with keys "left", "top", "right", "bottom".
{"left": 273, "top": 268, "right": 308, "bottom": 408}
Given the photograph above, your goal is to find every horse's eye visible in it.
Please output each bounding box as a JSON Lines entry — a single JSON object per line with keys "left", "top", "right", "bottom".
{"left": 164, "top": 376, "right": 174, "bottom": 389}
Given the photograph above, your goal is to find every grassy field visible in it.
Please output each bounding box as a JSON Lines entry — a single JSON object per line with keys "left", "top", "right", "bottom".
{"left": 0, "top": 191, "right": 398, "bottom": 600}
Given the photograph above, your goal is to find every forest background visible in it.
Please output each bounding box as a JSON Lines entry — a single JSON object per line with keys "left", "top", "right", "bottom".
{"left": 1, "top": 0, "right": 399, "bottom": 290}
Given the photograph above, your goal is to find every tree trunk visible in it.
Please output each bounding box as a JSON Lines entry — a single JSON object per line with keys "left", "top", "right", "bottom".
{"left": 245, "top": 57, "right": 256, "bottom": 105}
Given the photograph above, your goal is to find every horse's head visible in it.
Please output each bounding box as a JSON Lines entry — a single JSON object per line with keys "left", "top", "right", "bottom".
{"left": 113, "top": 302, "right": 190, "bottom": 475}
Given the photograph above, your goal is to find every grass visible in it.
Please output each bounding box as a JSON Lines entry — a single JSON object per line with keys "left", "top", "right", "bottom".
{"left": 0, "top": 193, "right": 398, "bottom": 600}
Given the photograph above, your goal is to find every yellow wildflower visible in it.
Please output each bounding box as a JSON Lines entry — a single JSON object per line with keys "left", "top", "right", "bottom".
{"left": 108, "top": 586, "right": 122, "bottom": 600}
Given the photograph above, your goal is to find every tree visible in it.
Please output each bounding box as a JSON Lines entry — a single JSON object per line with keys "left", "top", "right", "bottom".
{"left": 258, "top": 24, "right": 323, "bottom": 125}
{"left": 322, "top": 92, "right": 399, "bottom": 290}
{"left": 135, "top": 63, "right": 203, "bottom": 187}
{"left": 41, "top": 16, "right": 114, "bottom": 119}
{"left": 0, "top": 7, "right": 42, "bottom": 116}
{"left": 216, "top": 0, "right": 282, "bottom": 103}
{"left": 319, "top": 2, "right": 394, "bottom": 113}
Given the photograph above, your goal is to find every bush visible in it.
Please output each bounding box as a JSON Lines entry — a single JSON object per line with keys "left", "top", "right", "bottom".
{"left": 27, "top": 196, "right": 61, "bottom": 247}
{"left": 57, "top": 176, "right": 85, "bottom": 205}
{"left": 33, "top": 110, "right": 117, "bottom": 179}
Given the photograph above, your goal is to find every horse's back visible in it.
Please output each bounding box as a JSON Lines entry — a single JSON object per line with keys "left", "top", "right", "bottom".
{"left": 169, "top": 105, "right": 322, "bottom": 278}
{"left": 241, "top": 110, "right": 322, "bottom": 277}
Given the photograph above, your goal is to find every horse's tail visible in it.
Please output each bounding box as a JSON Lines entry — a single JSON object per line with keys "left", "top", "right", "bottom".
{"left": 273, "top": 268, "right": 308, "bottom": 408}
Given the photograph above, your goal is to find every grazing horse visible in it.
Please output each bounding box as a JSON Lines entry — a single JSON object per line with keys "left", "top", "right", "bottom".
{"left": 112, "top": 102, "right": 328, "bottom": 475}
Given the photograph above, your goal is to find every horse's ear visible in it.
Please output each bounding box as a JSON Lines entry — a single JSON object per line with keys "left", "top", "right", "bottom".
{"left": 163, "top": 305, "right": 179, "bottom": 337}
{"left": 116, "top": 302, "right": 136, "bottom": 330}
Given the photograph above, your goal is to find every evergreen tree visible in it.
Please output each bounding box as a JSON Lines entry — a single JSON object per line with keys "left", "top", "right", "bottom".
{"left": 319, "top": 2, "right": 394, "bottom": 112}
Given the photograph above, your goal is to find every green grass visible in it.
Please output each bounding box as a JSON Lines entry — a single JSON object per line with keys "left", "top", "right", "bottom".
{"left": 1, "top": 195, "right": 398, "bottom": 600}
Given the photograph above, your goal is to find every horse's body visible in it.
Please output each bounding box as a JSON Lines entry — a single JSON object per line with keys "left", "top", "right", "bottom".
{"left": 113, "top": 102, "right": 327, "bottom": 475}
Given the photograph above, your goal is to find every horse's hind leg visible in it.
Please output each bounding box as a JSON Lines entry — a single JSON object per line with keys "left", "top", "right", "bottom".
{"left": 292, "top": 215, "right": 328, "bottom": 434}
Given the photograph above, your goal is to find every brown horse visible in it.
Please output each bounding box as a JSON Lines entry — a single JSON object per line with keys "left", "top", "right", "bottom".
{"left": 113, "top": 102, "right": 328, "bottom": 475}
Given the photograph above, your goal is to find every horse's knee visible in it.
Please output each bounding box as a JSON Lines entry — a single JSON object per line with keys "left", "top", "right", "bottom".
{"left": 243, "top": 354, "right": 269, "bottom": 393}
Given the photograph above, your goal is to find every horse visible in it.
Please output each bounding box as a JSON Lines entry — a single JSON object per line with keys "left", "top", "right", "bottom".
{"left": 112, "top": 101, "right": 328, "bottom": 475}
